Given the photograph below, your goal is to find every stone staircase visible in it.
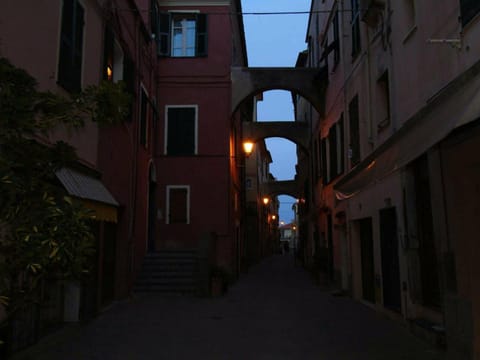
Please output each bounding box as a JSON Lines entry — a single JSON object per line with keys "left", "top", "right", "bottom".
{"left": 134, "top": 250, "right": 199, "bottom": 295}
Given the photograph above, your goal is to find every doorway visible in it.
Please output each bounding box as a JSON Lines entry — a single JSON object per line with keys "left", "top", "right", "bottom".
{"left": 379, "top": 207, "right": 401, "bottom": 312}
{"left": 359, "top": 218, "right": 375, "bottom": 303}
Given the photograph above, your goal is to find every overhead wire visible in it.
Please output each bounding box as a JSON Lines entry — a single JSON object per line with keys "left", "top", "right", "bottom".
{"left": 114, "top": 8, "right": 356, "bottom": 16}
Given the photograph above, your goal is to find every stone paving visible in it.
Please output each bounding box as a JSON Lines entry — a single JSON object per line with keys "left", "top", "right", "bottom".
{"left": 12, "top": 254, "right": 446, "bottom": 360}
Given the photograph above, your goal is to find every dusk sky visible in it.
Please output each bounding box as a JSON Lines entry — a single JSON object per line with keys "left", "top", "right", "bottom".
{"left": 241, "top": 0, "right": 311, "bottom": 222}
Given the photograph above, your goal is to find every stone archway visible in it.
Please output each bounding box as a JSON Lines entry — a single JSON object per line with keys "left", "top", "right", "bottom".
{"left": 231, "top": 66, "right": 328, "bottom": 115}
{"left": 262, "top": 180, "right": 301, "bottom": 199}
{"left": 243, "top": 121, "right": 309, "bottom": 152}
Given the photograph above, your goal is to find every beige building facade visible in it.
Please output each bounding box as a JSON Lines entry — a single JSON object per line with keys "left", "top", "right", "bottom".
{"left": 297, "top": 1, "right": 480, "bottom": 358}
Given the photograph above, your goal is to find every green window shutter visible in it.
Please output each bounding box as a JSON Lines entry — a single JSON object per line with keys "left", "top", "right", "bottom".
{"left": 158, "top": 12, "right": 171, "bottom": 57}
{"left": 196, "top": 14, "right": 208, "bottom": 57}
{"left": 167, "top": 107, "right": 196, "bottom": 155}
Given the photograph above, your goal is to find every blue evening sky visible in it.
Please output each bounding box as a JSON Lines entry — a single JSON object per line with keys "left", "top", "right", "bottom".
{"left": 241, "top": 0, "right": 311, "bottom": 223}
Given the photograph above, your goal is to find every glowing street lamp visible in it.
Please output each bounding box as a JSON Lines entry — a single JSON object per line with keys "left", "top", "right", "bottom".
{"left": 243, "top": 141, "right": 254, "bottom": 157}
{"left": 271, "top": 214, "right": 277, "bottom": 220}
{"left": 262, "top": 197, "right": 270, "bottom": 205}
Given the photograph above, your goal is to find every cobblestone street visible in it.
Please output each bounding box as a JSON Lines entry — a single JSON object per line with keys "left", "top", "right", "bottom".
{"left": 13, "top": 255, "right": 446, "bottom": 360}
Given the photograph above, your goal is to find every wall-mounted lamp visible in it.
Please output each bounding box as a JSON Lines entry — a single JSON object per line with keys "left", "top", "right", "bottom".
{"left": 262, "top": 197, "right": 270, "bottom": 205}
{"left": 243, "top": 141, "right": 254, "bottom": 157}
{"left": 271, "top": 214, "right": 277, "bottom": 220}
{"left": 106, "top": 65, "right": 113, "bottom": 81}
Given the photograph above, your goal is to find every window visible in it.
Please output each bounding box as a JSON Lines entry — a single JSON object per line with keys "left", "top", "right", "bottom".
{"left": 349, "top": 95, "right": 361, "bottom": 166}
{"left": 460, "top": 0, "right": 480, "bottom": 26}
{"left": 166, "top": 186, "right": 190, "bottom": 224}
{"left": 351, "top": 0, "right": 361, "bottom": 57}
{"left": 323, "top": 115, "right": 345, "bottom": 184}
{"left": 376, "top": 71, "right": 391, "bottom": 132}
{"left": 140, "top": 87, "right": 148, "bottom": 146}
{"left": 329, "top": 125, "right": 338, "bottom": 179}
{"left": 58, "top": 0, "right": 84, "bottom": 92}
{"left": 157, "top": 13, "right": 208, "bottom": 57}
{"left": 122, "top": 55, "right": 135, "bottom": 121}
{"left": 336, "top": 116, "right": 345, "bottom": 175}
{"left": 333, "top": 11, "right": 340, "bottom": 65}
{"left": 321, "top": 11, "right": 340, "bottom": 68}
{"left": 103, "top": 28, "right": 124, "bottom": 82}
{"left": 165, "top": 106, "right": 197, "bottom": 156}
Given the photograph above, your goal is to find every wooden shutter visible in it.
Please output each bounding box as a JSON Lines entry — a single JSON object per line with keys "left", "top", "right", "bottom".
{"left": 122, "top": 55, "right": 135, "bottom": 121}
{"left": 329, "top": 125, "right": 338, "bottom": 179}
{"left": 349, "top": 95, "right": 360, "bottom": 166}
{"left": 58, "top": 0, "right": 83, "bottom": 92}
{"left": 73, "top": 2, "right": 84, "bottom": 90}
{"left": 333, "top": 11, "right": 340, "bottom": 65}
{"left": 58, "top": 0, "right": 74, "bottom": 91}
{"left": 167, "top": 108, "right": 195, "bottom": 155}
{"left": 158, "top": 12, "right": 171, "bottom": 57}
{"left": 169, "top": 188, "right": 188, "bottom": 224}
{"left": 196, "top": 14, "right": 208, "bottom": 57}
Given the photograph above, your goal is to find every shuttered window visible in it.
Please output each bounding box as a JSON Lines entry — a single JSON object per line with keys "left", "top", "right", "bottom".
{"left": 350, "top": 0, "right": 361, "bottom": 57}
{"left": 329, "top": 125, "right": 338, "bottom": 179}
{"left": 58, "top": 0, "right": 84, "bottom": 92}
{"left": 122, "top": 55, "right": 135, "bottom": 121}
{"left": 349, "top": 95, "right": 361, "bottom": 166}
{"left": 167, "top": 187, "right": 189, "bottom": 224}
{"left": 322, "top": 115, "right": 344, "bottom": 184}
{"left": 333, "top": 11, "right": 340, "bottom": 65}
{"left": 166, "top": 106, "right": 197, "bottom": 156}
{"left": 156, "top": 13, "right": 208, "bottom": 57}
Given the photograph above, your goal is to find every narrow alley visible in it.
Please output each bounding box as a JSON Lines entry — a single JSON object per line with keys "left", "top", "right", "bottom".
{"left": 13, "top": 255, "right": 445, "bottom": 360}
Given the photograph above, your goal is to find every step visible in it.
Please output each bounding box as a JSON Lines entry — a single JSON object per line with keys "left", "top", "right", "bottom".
{"left": 134, "top": 250, "right": 201, "bottom": 295}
